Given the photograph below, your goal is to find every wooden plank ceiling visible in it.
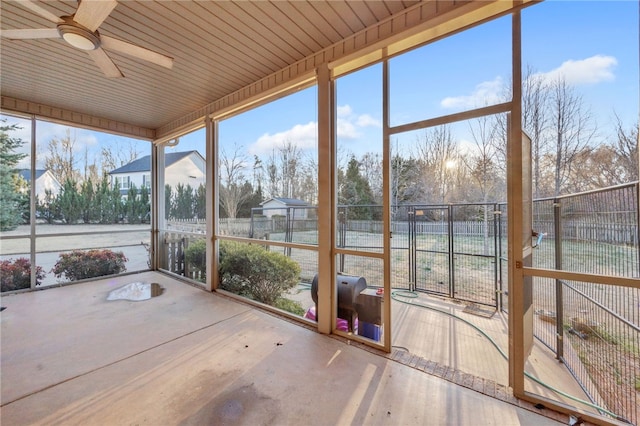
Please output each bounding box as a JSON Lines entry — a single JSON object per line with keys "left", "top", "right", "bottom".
{"left": 0, "top": 0, "right": 429, "bottom": 133}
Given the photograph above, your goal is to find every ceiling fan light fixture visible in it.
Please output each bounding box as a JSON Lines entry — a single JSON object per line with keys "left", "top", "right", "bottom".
{"left": 57, "top": 16, "right": 100, "bottom": 50}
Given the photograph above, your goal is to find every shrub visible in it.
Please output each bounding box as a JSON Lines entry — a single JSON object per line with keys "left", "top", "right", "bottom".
{"left": 1, "top": 258, "right": 44, "bottom": 292}
{"left": 273, "top": 298, "right": 305, "bottom": 316}
{"left": 218, "top": 241, "right": 301, "bottom": 306}
{"left": 184, "top": 238, "right": 207, "bottom": 279}
{"left": 52, "top": 249, "right": 128, "bottom": 281}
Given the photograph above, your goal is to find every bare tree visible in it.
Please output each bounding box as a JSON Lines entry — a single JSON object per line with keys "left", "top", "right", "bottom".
{"left": 265, "top": 151, "right": 279, "bottom": 199}
{"left": 99, "top": 140, "right": 141, "bottom": 177}
{"left": 278, "top": 140, "right": 301, "bottom": 199}
{"left": 573, "top": 115, "right": 639, "bottom": 189}
{"left": 414, "top": 125, "right": 459, "bottom": 204}
{"left": 219, "top": 143, "right": 252, "bottom": 219}
{"left": 297, "top": 153, "right": 318, "bottom": 205}
{"left": 466, "top": 115, "right": 503, "bottom": 203}
{"left": 548, "top": 77, "right": 597, "bottom": 196}
{"left": 359, "top": 152, "right": 382, "bottom": 203}
{"left": 264, "top": 140, "right": 305, "bottom": 200}
{"left": 522, "top": 65, "right": 551, "bottom": 198}
{"left": 100, "top": 146, "right": 118, "bottom": 177}
{"left": 43, "top": 128, "right": 80, "bottom": 184}
{"left": 569, "top": 145, "right": 622, "bottom": 190}
{"left": 612, "top": 113, "right": 638, "bottom": 182}
{"left": 493, "top": 65, "right": 551, "bottom": 198}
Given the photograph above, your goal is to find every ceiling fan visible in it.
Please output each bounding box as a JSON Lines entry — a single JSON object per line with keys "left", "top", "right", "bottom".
{"left": 0, "top": 0, "right": 174, "bottom": 78}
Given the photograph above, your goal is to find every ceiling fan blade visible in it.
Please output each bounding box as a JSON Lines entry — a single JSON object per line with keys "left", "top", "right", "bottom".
{"left": 0, "top": 28, "right": 60, "bottom": 40}
{"left": 16, "top": 0, "right": 63, "bottom": 24}
{"left": 74, "top": 0, "right": 117, "bottom": 32}
{"left": 88, "top": 47, "right": 123, "bottom": 78}
{"left": 101, "top": 35, "right": 174, "bottom": 69}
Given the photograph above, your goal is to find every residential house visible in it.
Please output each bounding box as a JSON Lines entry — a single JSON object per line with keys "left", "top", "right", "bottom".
{"left": 260, "top": 197, "right": 309, "bottom": 219}
{"left": 17, "top": 169, "right": 62, "bottom": 200}
{"left": 109, "top": 150, "right": 206, "bottom": 197}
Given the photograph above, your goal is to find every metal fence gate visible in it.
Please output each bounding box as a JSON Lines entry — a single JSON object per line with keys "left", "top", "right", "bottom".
{"left": 385, "top": 203, "right": 502, "bottom": 307}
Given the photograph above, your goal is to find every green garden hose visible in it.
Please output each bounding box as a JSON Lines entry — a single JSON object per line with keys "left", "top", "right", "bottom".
{"left": 390, "top": 290, "right": 626, "bottom": 422}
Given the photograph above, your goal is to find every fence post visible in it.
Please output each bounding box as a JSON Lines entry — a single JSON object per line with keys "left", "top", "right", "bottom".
{"left": 285, "top": 207, "right": 292, "bottom": 257}
{"left": 448, "top": 204, "right": 455, "bottom": 299}
{"left": 408, "top": 207, "right": 416, "bottom": 292}
{"left": 338, "top": 208, "right": 346, "bottom": 271}
{"left": 554, "top": 198, "right": 564, "bottom": 360}
{"left": 493, "top": 204, "right": 500, "bottom": 310}
{"left": 636, "top": 183, "right": 640, "bottom": 275}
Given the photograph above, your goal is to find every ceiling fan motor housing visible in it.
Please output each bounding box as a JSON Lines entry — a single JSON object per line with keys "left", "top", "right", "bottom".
{"left": 57, "top": 16, "right": 100, "bottom": 50}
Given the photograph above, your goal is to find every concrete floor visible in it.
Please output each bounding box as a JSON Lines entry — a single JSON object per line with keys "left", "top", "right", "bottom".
{"left": 2, "top": 272, "right": 576, "bottom": 425}
{"left": 389, "top": 292, "right": 595, "bottom": 408}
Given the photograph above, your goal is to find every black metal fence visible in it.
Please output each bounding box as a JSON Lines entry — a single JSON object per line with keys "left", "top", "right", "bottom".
{"left": 513, "top": 183, "right": 639, "bottom": 425}
{"left": 163, "top": 184, "right": 639, "bottom": 423}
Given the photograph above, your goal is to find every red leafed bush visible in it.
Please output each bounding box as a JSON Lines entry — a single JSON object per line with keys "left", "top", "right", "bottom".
{"left": 1, "top": 258, "right": 44, "bottom": 292}
{"left": 52, "top": 249, "right": 128, "bottom": 281}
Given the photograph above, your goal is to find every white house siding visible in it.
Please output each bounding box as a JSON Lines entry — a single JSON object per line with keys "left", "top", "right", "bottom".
{"left": 165, "top": 156, "right": 205, "bottom": 190}
{"left": 35, "top": 171, "right": 62, "bottom": 200}
{"left": 117, "top": 171, "right": 149, "bottom": 192}
{"left": 261, "top": 200, "right": 309, "bottom": 219}
{"left": 109, "top": 152, "right": 206, "bottom": 198}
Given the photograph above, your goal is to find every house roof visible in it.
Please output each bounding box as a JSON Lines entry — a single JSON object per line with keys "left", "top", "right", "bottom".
{"left": 261, "top": 197, "right": 309, "bottom": 207}
{"left": 109, "top": 150, "right": 202, "bottom": 175}
{"left": 18, "top": 169, "right": 47, "bottom": 182}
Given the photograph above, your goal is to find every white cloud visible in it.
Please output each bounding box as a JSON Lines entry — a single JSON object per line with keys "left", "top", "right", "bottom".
{"left": 249, "top": 121, "right": 318, "bottom": 155}
{"left": 337, "top": 118, "right": 359, "bottom": 139}
{"left": 356, "top": 114, "right": 380, "bottom": 128}
{"left": 247, "top": 104, "right": 381, "bottom": 154}
{"left": 439, "top": 55, "right": 617, "bottom": 111}
{"left": 536, "top": 55, "right": 617, "bottom": 85}
{"left": 336, "top": 104, "right": 381, "bottom": 140}
{"left": 440, "top": 77, "right": 505, "bottom": 110}
{"left": 337, "top": 105, "right": 352, "bottom": 117}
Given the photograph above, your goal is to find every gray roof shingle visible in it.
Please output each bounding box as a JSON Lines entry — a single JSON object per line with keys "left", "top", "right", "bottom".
{"left": 109, "top": 151, "right": 201, "bottom": 174}
{"left": 18, "top": 169, "right": 46, "bottom": 181}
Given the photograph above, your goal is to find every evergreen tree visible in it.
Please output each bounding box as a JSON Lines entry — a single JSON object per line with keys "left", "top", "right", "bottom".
{"left": 139, "top": 185, "right": 150, "bottom": 223}
{"left": 15, "top": 174, "right": 30, "bottom": 224}
{"left": 80, "top": 177, "right": 97, "bottom": 223}
{"left": 37, "top": 189, "right": 60, "bottom": 224}
{"left": 165, "top": 184, "right": 173, "bottom": 219}
{"left": 0, "top": 122, "right": 27, "bottom": 231}
{"left": 94, "top": 175, "right": 121, "bottom": 223}
{"left": 237, "top": 181, "right": 262, "bottom": 218}
{"left": 171, "top": 183, "right": 194, "bottom": 219}
{"left": 124, "top": 184, "right": 149, "bottom": 223}
{"left": 107, "top": 181, "right": 123, "bottom": 224}
{"left": 125, "top": 184, "right": 140, "bottom": 223}
{"left": 339, "top": 156, "right": 375, "bottom": 220}
{"left": 57, "top": 179, "right": 82, "bottom": 224}
{"left": 194, "top": 183, "right": 206, "bottom": 220}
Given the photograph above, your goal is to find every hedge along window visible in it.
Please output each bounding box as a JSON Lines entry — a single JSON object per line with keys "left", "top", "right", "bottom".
{"left": 217, "top": 240, "right": 317, "bottom": 317}
{"left": 0, "top": 113, "right": 33, "bottom": 292}
{"left": 159, "top": 127, "right": 206, "bottom": 284}
{"left": 215, "top": 85, "right": 319, "bottom": 319}
{"left": 217, "top": 86, "right": 318, "bottom": 244}
{"left": 32, "top": 119, "right": 151, "bottom": 286}
{"left": 389, "top": 15, "right": 511, "bottom": 127}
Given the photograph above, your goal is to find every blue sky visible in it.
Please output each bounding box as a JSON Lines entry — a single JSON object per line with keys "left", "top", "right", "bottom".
{"left": 4, "top": 1, "right": 638, "bottom": 172}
